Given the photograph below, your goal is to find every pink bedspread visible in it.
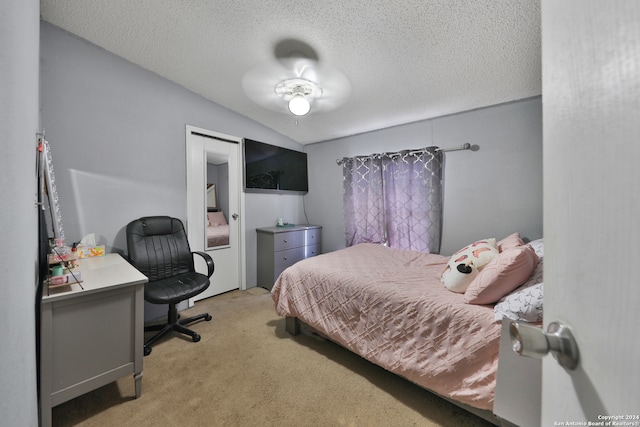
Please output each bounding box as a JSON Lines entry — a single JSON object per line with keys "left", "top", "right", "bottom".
{"left": 271, "top": 243, "right": 501, "bottom": 411}
{"left": 207, "top": 224, "right": 229, "bottom": 247}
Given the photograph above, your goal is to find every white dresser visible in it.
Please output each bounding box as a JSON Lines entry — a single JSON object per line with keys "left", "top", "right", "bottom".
{"left": 256, "top": 225, "right": 322, "bottom": 290}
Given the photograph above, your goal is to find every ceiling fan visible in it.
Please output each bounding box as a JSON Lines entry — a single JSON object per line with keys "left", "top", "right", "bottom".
{"left": 242, "top": 56, "right": 352, "bottom": 117}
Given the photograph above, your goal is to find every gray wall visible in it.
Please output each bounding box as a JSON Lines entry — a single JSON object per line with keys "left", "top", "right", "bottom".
{"left": 40, "top": 22, "right": 306, "bottom": 289}
{"left": 304, "top": 97, "right": 543, "bottom": 255}
{"left": 40, "top": 21, "right": 542, "bottom": 293}
{"left": 0, "top": 1, "right": 40, "bottom": 425}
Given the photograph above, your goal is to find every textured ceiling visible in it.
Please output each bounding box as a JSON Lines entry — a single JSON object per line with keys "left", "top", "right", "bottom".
{"left": 40, "top": 0, "right": 541, "bottom": 145}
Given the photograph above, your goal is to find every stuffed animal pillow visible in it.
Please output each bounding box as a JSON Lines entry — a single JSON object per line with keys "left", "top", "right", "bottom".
{"left": 441, "top": 238, "right": 500, "bottom": 293}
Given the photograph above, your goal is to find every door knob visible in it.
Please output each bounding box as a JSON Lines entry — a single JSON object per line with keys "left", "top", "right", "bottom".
{"left": 232, "top": 213, "right": 238, "bottom": 220}
{"left": 510, "top": 321, "right": 580, "bottom": 370}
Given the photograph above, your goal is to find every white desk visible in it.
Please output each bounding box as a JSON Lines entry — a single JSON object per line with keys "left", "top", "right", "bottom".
{"left": 40, "top": 253, "right": 147, "bottom": 427}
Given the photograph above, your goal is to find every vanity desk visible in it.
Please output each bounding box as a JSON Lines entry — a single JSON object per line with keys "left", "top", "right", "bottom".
{"left": 40, "top": 253, "right": 147, "bottom": 427}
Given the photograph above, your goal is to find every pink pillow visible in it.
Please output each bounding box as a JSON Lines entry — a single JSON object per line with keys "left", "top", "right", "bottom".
{"left": 207, "top": 211, "right": 227, "bottom": 226}
{"left": 497, "top": 232, "right": 524, "bottom": 252}
{"left": 464, "top": 244, "right": 538, "bottom": 305}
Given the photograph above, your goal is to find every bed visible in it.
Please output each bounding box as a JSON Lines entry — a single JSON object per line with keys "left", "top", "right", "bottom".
{"left": 206, "top": 211, "right": 229, "bottom": 247}
{"left": 271, "top": 235, "right": 544, "bottom": 424}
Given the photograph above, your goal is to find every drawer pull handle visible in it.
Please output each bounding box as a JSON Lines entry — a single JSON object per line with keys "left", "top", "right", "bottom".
{"left": 283, "top": 257, "right": 288, "bottom": 260}
{"left": 283, "top": 239, "right": 288, "bottom": 243}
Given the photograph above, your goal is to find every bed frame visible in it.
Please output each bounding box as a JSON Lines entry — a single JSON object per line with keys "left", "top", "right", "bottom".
{"left": 285, "top": 316, "right": 541, "bottom": 427}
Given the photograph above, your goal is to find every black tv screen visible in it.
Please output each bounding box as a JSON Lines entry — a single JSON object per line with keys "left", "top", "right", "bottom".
{"left": 243, "top": 139, "right": 308, "bottom": 194}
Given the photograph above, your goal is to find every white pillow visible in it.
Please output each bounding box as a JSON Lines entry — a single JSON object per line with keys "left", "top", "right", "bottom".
{"left": 441, "top": 238, "right": 499, "bottom": 293}
{"left": 528, "top": 238, "right": 544, "bottom": 258}
{"left": 494, "top": 282, "right": 543, "bottom": 322}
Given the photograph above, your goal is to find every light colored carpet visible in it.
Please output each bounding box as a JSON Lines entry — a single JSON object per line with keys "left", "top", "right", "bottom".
{"left": 52, "top": 288, "right": 496, "bottom": 427}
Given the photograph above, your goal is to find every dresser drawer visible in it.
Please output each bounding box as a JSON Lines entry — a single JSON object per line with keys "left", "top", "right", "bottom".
{"left": 303, "top": 243, "right": 321, "bottom": 258}
{"left": 303, "top": 228, "right": 321, "bottom": 247}
{"left": 274, "top": 247, "right": 307, "bottom": 273}
{"left": 274, "top": 244, "right": 322, "bottom": 278}
{"left": 273, "top": 231, "right": 304, "bottom": 251}
{"left": 273, "top": 228, "right": 321, "bottom": 251}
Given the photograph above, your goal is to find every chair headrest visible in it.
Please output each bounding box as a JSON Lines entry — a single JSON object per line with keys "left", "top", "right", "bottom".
{"left": 128, "top": 216, "right": 184, "bottom": 237}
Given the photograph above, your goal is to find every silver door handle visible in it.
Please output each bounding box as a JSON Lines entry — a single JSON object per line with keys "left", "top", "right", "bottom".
{"left": 232, "top": 213, "right": 238, "bottom": 220}
{"left": 510, "top": 321, "right": 580, "bottom": 370}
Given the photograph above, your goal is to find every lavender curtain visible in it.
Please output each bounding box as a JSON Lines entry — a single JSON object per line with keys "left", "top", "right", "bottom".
{"left": 342, "top": 147, "right": 443, "bottom": 253}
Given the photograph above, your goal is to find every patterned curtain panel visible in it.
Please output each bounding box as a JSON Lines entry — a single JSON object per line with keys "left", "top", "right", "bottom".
{"left": 342, "top": 147, "right": 443, "bottom": 253}
{"left": 342, "top": 156, "right": 386, "bottom": 246}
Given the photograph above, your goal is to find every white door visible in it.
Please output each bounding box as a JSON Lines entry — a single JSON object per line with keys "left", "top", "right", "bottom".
{"left": 542, "top": 1, "right": 640, "bottom": 424}
{"left": 186, "top": 125, "right": 245, "bottom": 299}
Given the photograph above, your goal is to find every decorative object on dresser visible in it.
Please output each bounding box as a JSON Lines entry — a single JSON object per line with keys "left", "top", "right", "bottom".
{"left": 256, "top": 225, "right": 321, "bottom": 291}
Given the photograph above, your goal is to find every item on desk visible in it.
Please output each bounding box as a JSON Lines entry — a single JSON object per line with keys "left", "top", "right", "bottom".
{"left": 51, "top": 238, "right": 71, "bottom": 262}
{"left": 48, "top": 252, "right": 78, "bottom": 265}
{"left": 65, "top": 269, "right": 82, "bottom": 284}
{"left": 51, "top": 265, "right": 64, "bottom": 276}
{"left": 277, "top": 218, "right": 284, "bottom": 226}
{"left": 77, "top": 245, "right": 105, "bottom": 258}
{"left": 49, "top": 275, "right": 67, "bottom": 285}
{"left": 76, "top": 233, "right": 105, "bottom": 258}
{"left": 48, "top": 269, "right": 82, "bottom": 287}
{"left": 80, "top": 233, "right": 96, "bottom": 247}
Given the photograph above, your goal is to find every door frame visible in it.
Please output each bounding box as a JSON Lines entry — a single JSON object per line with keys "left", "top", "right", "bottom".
{"left": 185, "top": 125, "right": 246, "bottom": 293}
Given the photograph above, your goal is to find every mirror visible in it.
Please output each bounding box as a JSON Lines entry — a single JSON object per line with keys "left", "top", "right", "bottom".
{"left": 205, "top": 152, "right": 231, "bottom": 249}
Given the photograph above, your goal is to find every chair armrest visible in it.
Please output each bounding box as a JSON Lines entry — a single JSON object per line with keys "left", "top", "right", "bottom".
{"left": 193, "top": 251, "right": 215, "bottom": 278}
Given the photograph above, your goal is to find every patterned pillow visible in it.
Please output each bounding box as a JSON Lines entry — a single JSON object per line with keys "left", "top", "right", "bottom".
{"left": 441, "top": 238, "right": 499, "bottom": 293}
{"left": 528, "top": 238, "right": 544, "bottom": 258}
{"left": 464, "top": 244, "right": 538, "bottom": 305}
{"left": 493, "top": 282, "right": 544, "bottom": 322}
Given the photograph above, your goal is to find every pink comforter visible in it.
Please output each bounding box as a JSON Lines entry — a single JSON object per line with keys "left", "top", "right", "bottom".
{"left": 207, "top": 224, "right": 229, "bottom": 247}
{"left": 271, "top": 243, "right": 501, "bottom": 411}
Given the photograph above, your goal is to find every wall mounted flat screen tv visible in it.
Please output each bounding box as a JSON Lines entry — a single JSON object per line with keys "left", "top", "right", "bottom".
{"left": 243, "top": 139, "right": 308, "bottom": 194}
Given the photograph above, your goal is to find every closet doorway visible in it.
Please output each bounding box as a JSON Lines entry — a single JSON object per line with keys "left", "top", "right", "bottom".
{"left": 186, "top": 125, "right": 245, "bottom": 300}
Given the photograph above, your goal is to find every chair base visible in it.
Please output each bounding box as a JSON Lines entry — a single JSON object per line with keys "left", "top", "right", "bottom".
{"left": 143, "top": 303, "right": 212, "bottom": 356}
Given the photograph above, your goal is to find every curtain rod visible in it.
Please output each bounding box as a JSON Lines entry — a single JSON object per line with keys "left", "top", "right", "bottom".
{"left": 335, "top": 143, "right": 471, "bottom": 165}
{"left": 436, "top": 143, "right": 471, "bottom": 152}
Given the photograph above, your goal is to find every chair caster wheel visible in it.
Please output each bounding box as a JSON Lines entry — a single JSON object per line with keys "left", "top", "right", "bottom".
{"left": 192, "top": 333, "right": 201, "bottom": 343}
{"left": 205, "top": 314, "right": 212, "bottom": 321}
{"left": 144, "top": 346, "right": 152, "bottom": 356}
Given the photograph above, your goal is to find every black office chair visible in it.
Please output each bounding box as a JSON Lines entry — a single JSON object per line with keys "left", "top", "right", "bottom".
{"left": 126, "top": 216, "right": 214, "bottom": 356}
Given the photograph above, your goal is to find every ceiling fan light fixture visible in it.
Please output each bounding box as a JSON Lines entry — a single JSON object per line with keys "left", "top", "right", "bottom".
{"left": 242, "top": 59, "right": 351, "bottom": 116}
{"left": 288, "top": 95, "right": 311, "bottom": 116}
